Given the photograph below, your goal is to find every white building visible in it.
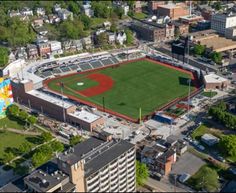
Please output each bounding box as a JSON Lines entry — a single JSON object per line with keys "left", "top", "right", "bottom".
{"left": 21, "top": 7, "right": 33, "bottom": 16}
{"left": 211, "top": 13, "right": 236, "bottom": 35}
{"left": 8, "top": 10, "right": 21, "bottom": 17}
{"left": 82, "top": 4, "right": 94, "bottom": 18}
{"left": 116, "top": 31, "right": 127, "bottom": 45}
{"left": 36, "top": 7, "right": 45, "bottom": 16}
{"left": 82, "top": 36, "right": 92, "bottom": 49}
{"left": 49, "top": 41, "right": 63, "bottom": 55}
{"left": 122, "top": 5, "right": 129, "bottom": 16}
{"left": 53, "top": 3, "right": 61, "bottom": 13}
{"left": 225, "top": 26, "right": 236, "bottom": 40}
{"left": 57, "top": 9, "right": 73, "bottom": 21}
{"left": 108, "top": 32, "right": 116, "bottom": 44}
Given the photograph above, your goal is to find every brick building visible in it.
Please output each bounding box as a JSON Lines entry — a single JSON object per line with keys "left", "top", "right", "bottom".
{"left": 156, "top": 3, "right": 189, "bottom": 20}
{"left": 172, "top": 21, "right": 189, "bottom": 36}
{"left": 37, "top": 42, "right": 51, "bottom": 57}
{"left": 204, "top": 73, "right": 230, "bottom": 90}
{"left": 133, "top": 1, "right": 142, "bottom": 13}
{"left": 11, "top": 79, "right": 104, "bottom": 132}
{"left": 148, "top": 1, "right": 166, "bottom": 14}
{"left": 131, "top": 21, "right": 174, "bottom": 42}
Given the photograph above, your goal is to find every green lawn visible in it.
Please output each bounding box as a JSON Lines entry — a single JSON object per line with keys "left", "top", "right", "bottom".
{"left": 91, "top": 17, "right": 108, "bottom": 28}
{"left": 0, "top": 131, "right": 37, "bottom": 160}
{"left": 133, "top": 12, "right": 148, "bottom": 20}
{"left": 47, "top": 59, "right": 194, "bottom": 119}
{"left": 191, "top": 124, "right": 222, "bottom": 140}
{"left": 202, "top": 91, "right": 217, "bottom": 98}
{"left": 187, "top": 165, "right": 220, "bottom": 192}
{"left": 0, "top": 117, "right": 25, "bottom": 130}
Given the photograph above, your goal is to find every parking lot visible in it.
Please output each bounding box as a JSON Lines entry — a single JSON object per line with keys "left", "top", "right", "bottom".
{"left": 170, "top": 152, "right": 205, "bottom": 176}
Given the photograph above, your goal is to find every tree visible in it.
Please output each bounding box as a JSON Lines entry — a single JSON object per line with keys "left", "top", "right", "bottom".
{"left": 0, "top": 46, "right": 9, "bottom": 67}
{"left": 51, "top": 141, "right": 64, "bottom": 153}
{"left": 174, "top": 28, "right": 181, "bottom": 39}
{"left": 125, "top": 28, "right": 134, "bottom": 45}
{"left": 6, "top": 17, "right": 36, "bottom": 47}
{"left": 110, "top": 22, "right": 117, "bottom": 33}
{"left": 219, "top": 135, "right": 236, "bottom": 158}
{"left": 19, "top": 142, "right": 32, "bottom": 153}
{"left": 136, "top": 160, "right": 149, "bottom": 186}
{"left": 194, "top": 44, "right": 205, "bottom": 56}
{"left": 210, "top": 51, "right": 222, "bottom": 64}
{"left": 114, "top": 7, "right": 124, "bottom": 19}
{"left": 91, "top": 2, "right": 110, "bottom": 18}
{"left": 67, "top": 1, "right": 80, "bottom": 15}
{"left": 213, "top": 1, "right": 222, "bottom": 11}
{"left": 27, "top": 115, "right": 37, "bottom": 126}
{"left": 97, "top": 32, "right": 108, "bottom": 46}
{"left": 2, "top": 152, "right": 14, "bottom": 164}
{"left": 14, "top": 165, "right": 29, "bottom": 176}
{"left": 80, "top": 14, "right": 92, "bottom": 30}
{"left": 70, "top": 135, "right": 83, "bottom": 146}
{"left": 32, "top": 151, "right": 49, "bottom": 167}
{"left": 59, "top": 20, "right": 84, "bottom": 40}
{"left": 18, "top": 110, "right": 29, "bottom": 122}
{"left": 6, "top": 104, "right": 19, "bottom": 117}
{"left": 41, "top": 132, "right": 53, "bottom": 143}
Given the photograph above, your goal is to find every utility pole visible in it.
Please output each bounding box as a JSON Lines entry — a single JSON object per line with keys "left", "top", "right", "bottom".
{"left": 102, "top": 96, "right": 105, "bottom": 112}
{"left": 188, "top": 79, "right": 191, "bottom": 118}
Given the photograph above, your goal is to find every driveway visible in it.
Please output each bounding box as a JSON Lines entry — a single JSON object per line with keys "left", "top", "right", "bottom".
{"left": 171, "top": 152, "right": 205, "bottom": 176}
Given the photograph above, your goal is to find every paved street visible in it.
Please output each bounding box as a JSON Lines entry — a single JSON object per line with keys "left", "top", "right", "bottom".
{"left": 146, "top": 177, "right": 189, "bottom": 192}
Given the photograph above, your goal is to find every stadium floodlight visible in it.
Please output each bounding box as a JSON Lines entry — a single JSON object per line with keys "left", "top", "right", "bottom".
{"left": 187, "top": 79, "right": 191, "bottom": 118}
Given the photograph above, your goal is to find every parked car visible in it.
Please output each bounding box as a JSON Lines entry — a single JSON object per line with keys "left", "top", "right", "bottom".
{"left": 150, "top": 172, "right": 163, "bottom": 181}
{"left": 229, "top": 167, "right": 236, "bottom": 175}
{"left": 178, "top": 173, "right": 191, "bottom": 183}
{"left": 216, "top": 155, "right": 226, "bottom": 163}
{"left": 197, "top": 145, "right": 205, "bottom": 151}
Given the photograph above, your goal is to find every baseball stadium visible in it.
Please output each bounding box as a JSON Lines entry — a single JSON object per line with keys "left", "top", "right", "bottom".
{"left": 44, "top": 57, "right": 200, "bottom": 122}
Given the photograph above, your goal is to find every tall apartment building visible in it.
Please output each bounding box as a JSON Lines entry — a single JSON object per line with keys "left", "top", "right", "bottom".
{"left": 57, "top": 135, "right": 136, "bottom": 192}
{"left": 211, "top": 13, "right": 236, "bottom": 35}
{"left": 0, "top": 134, "right": 136, "bottom": 192}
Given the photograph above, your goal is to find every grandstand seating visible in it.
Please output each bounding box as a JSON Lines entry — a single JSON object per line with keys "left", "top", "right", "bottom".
{"left": 69, "top": 64, "right": 78, "bottom": 71}
{"left": 110, "top": 57, "right": 119, "bottom": 64}
{"left": 101, "top": 58, "right": 113, "bottom": 66}
{"left": 79, "top": 63, "right": 92, "bottom": 71}
{"left": 60, "top": 67, "right": 71, "bottom": 72}
{"left": 89, "top": 60, "right": 103, "bottom": 68}
{"left": 53, "top": 68, "right": 62, "bottom": 74}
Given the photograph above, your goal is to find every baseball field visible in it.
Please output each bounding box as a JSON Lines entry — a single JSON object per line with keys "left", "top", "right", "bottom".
{"left": 45, "top": 58, "right": 196, "bottom": 121}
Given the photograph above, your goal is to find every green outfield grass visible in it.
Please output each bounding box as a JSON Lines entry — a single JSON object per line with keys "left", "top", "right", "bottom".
{"left": 47, "top": 60, "right": 195, "bottom": 119}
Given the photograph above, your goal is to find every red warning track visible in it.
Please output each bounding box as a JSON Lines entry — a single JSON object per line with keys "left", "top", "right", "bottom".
{"left": 76, "top": 73, "right": 114, "bottom": 97}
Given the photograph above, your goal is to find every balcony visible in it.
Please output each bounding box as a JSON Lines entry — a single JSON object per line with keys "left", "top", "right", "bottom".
{"left": 119, "top": 182, "right": 127, "bottom": 192}
{"left": 127, "top": 176, "right": 135, "bottom": 185}
{"left": 127, "top": 159, "right": 135, "bottom": 168}
{"left": 127, "top": 164, "right": 135, "bottom": 173}
{"left": 110, "top": 166, "right": 118, "bottom": 174}
{"left": 110, "top": 160, "right": 118, "bottom": 168}
{"left": 119, "top": 161, "right": 127, "bottom": 169}
{"left": 86, "top": 175, "right": 99, "bottom": 186}
{"left": 128, "top": 179, "right": 135, "bottom": 188}
{"left": 100, "top": 167, "right": 109, "bottom": 176}
{"left": 119, "top": 178, "right": 127, "bottom": 187}
{"left": 87, "top": 179, "right": 99, "bottom": 191}
{"left": 127, "top": 170, "right": 135, "bottom": 178}
{"left": 119, "top": 155, "right": 127, "bottom": 163}
{"left": 100, "top": 173, "right": 109, "bottom": 182}
{"left": 110, "top": 172, "right": 118, "bottom": 182}
{"left": 100, "top": 182, "right": 109, "bottom": 192}
{"left": 127, "top": 149, "right": 135, "bottom": 157}
{"left": 110, "top": 183, "right": 119, "bottom": 192}
{"left": 119, "top": 165, "right": 127, "bottom": 174}
{"left": 127, "top": 185, "right": 135, "bottom": 193}
{"left": 88, "top": 185, "right": 99, "bottom": 193}
{"left": 119, "top": 171, "right": 127, "bottom": 180}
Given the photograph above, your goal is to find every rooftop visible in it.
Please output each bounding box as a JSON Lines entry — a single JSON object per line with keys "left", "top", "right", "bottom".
{"left": 24, "top": 169, "right": 68, "bottom": 192}
{"left": 68, "top": 110, "right": 102, "bottom": 123}
{"left": 58, "top": 137, "right": 134, "bottom": 177}
{"left": 195, "top": 35, "right": 236, "bottom": 52}
{"left": 158, "top": 3, "right": 185, "bottom": 9}
{"left": 0, "top": 183, "right": 22, "bottom": 192}
{"left": 204, "top": 74, "right": 229, "bottom": 84}
{"left": 27, "top": 90, "right": 74, "bottom": 109}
